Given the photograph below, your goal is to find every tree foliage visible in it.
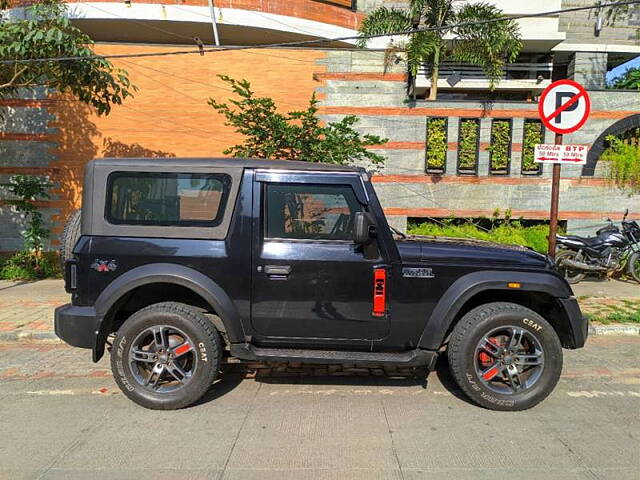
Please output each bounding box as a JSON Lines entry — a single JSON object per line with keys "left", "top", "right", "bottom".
{"left": 0, "top": 0, "right": 134, "bottom": 115}
{"left": 357, "top": 0, "right": 522, "bottom": 100}
{"left": 608, "top": 66, "right": 640, "bottom": 90}
{"left": 208, "top": 75, "right": 387, "bottom": 165}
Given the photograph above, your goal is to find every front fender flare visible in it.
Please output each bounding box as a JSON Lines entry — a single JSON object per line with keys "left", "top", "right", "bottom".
{"left": 92, "top": 263, "right": 244, "bottom": 361}
{"left": 417, "top": 270, "right": 572, "bottom": 351}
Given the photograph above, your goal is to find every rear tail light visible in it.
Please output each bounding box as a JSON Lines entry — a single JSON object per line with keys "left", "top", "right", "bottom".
{"left": 64, "top": 259, "right": 78, "bottom": 293}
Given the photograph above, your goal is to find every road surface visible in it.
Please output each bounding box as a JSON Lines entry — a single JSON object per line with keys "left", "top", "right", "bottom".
{"left": 0, "top": 336, "right": 638, "bottom": 479}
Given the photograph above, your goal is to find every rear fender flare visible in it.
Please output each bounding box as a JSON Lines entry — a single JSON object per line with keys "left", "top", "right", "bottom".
{"left": 93, "top": 263, "right": 244, "bottom": 360}
{"left": 417, "top": 270, "right": 572, "bottom": 350}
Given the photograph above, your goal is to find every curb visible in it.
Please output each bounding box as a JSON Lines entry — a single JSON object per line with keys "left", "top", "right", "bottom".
{"left": 589, "top": 323, "right": 640, "bottom": 336}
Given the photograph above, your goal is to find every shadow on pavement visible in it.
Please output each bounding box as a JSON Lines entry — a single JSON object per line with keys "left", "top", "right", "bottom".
{"left": 0, "top": 280, "right": 34, "bottom": 292}
{"left": 192, "top": 354, "right": 474, "bottom": 407}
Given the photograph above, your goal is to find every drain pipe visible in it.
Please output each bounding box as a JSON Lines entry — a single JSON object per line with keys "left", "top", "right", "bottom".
{"left": 207, "top": 0, "right": 221, "bottom": 46}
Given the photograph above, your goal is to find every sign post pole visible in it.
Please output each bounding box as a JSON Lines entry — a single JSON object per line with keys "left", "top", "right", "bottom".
{"left": 548, "top": 133, "right": 563, "bottom": 258}
{"left": 537, "top": 79, "right": 591, "bottom": 260}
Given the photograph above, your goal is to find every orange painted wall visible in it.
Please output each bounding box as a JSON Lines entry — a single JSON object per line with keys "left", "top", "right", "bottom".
{"left": 45, "top": 44, "right": 326, "bottom": 237}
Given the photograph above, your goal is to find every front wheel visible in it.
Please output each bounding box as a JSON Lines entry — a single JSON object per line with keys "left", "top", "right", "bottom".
{"left": 111, "top": 302, "right": 222, "bottom": 409}
{"left": 555, "top": 250, "right": 586, "bottom": 284}
{"left": 447, "top": 302, "right": 563, "bottom": 411}
{"left": 627, "top": 251, "right": 640, "bottom": 284}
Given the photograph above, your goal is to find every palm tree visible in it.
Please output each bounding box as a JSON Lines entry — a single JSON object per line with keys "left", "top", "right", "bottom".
{"left": 357, "top": 0, "right": 522, "bottom": 100}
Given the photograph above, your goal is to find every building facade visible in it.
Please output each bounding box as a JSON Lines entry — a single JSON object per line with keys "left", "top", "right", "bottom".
{"left": 1, "top": 0, "right": 639, "bottom": 250}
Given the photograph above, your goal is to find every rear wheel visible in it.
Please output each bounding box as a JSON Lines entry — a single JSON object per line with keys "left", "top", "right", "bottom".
{"left": 627, "top": 252, "right": 640, "bottom": 284}
{"left": 111, "top": 302, "right": 222, "bottom": 409}
{"left": 447, "top": 302, "right": 563, "bottom": 411}
{"left": 555, "top": 250, "right": 586, "bottom": 284}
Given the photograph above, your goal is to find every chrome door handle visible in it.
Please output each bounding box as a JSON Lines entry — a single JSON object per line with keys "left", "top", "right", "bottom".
{"left": 264, "top": 265, "right": 292, "bottom": 276}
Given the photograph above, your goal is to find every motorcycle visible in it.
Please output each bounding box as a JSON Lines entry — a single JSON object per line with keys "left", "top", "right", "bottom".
{"left": 555, "top": 209, "right": 640, "bottom": 284}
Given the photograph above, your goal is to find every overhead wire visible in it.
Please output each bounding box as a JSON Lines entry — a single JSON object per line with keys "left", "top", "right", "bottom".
{"left": 3, "top": 0, "right": 639, "bottom": 64}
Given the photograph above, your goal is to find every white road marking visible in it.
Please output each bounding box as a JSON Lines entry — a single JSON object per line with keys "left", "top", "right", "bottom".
{"left": 26, "top": 390, "right": 76, "bottom": 395}
{"left": 566, "top": 390, "right": 640, "bottom": 398}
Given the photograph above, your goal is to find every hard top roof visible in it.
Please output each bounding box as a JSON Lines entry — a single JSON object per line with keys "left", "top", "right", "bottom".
{"left": 91, "top": 157, "right": 362, "bottom": 172}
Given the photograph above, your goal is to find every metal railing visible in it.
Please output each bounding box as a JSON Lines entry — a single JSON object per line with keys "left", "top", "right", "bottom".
{"left": 418, "top": 61, "right": 553, "bottom": 82}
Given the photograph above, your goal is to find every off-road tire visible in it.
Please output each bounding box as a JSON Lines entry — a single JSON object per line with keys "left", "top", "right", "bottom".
{"left": 111, "top": 302, "right": 222, "bottom": 410}
{"left": 447, "top": 302, "right": 563, "bottom": 411}
{"left": 59, "top": 209, "right": 81, "bottom": 269}
{"left": 555, "top": 250, "right": 586, "bottom": 284}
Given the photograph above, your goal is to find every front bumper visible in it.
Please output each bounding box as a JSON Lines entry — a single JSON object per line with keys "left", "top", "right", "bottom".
{"left": 559, "top": 297, "right": 588, "bottom": 349}
{"left": 54, "top": 304, "right": 99, "bottom": 349}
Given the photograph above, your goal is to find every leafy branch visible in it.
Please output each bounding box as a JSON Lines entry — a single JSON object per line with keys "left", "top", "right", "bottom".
{"left": 208, "top": 75, "right": 387, "bottom": 166}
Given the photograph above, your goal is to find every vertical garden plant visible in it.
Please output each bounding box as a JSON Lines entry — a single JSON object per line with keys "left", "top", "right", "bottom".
{"left": 488, "top": 120, "right": 511, "bottom": 174}
{"left": 458, "top": 119, "right": 479, "bottom": 173}
{"left": 522, "top": 120, "right": 543, "bottom": 174}
{"left": 426, "top": 117, "right": 447, "bottom": 172}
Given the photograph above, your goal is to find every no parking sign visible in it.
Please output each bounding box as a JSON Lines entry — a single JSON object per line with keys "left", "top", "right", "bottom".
{"left": 538, "top": 79, "right": 591, "bottom": 135}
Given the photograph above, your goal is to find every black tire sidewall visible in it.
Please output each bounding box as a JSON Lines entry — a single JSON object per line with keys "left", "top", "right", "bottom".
{"left": 111, "top": 304, "right": 220, "bottom": 409}
{"left": 555, "top": 250, "right": 585, "bottom": 284}
{"left": 627, "top": 251, "right": 640, "bottom": 284}
{"left": 451, "top": 304, "right": 563, "bottom": 411}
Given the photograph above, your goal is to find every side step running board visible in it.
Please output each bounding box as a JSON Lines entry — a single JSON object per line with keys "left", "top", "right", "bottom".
{"left": 230, "top": 344, "right": 438, "bottom": 369}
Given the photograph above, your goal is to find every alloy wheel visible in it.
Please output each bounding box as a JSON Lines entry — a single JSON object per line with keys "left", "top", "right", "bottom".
{"left": 128, "top": 325, "right": 197, "bottom": 393}
{"left": 474, "top": 325, "right": 544, "bottom": 394}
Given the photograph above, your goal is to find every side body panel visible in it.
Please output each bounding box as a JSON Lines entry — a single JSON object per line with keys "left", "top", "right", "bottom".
{"left": 73, "top": 169, "right": 256, "bottom": 343}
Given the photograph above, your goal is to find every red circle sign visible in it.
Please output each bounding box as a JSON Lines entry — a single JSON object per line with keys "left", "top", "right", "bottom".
{"left": 538, "top": 79, "right": 591, "bottom": 135}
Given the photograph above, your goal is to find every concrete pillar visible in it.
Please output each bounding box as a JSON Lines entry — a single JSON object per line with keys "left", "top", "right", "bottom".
{"left": 445, "top": 117, "right": 459, "bottom": 175}
{"left": 568, "top": 52, "right": 608, "bottom": 89}
{"left": 478, "top": 118, "right": 492, "bottom": 176}
{"left": 510, "top": 118, "right": 525, "bottom": 176}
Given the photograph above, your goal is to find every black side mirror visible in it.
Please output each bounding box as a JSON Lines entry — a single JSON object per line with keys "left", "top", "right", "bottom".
{"left": 624, "top": 208, "right": 629, "bottom": 220}
{"left": 353, "top": 212, "right": 375, "bottom": 244}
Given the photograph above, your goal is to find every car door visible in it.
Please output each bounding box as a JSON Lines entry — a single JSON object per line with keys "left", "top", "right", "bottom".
{"left": 250, "top": 170, "right": 390, "bottom": 344}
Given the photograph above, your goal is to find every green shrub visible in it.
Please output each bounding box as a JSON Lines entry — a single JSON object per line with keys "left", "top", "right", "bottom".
{"left": 602, "top": 135, "right": 640, "bottom": 194}
{"left": 0, "top": 175, "right": 60, "bottom": 280}
{"left": 408, "top": 217, "right": 550, "bottom": 253}
{"left": 522, "top": 120, "right": 543, "bottom": 173}
{"left": 0, "top": 251, "right": 61, "bottom": 281}
{"left": 458, "top": 119, "right": 479, "bottom": 171}
{"left": 488, "top": 120, "right": 511, "bottom": 172}
{"left": 426, "top": 117, "right": 447, "bottom": 170}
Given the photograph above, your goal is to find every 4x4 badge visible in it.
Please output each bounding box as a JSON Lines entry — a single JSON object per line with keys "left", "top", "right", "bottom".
{"left": 91, "top": 259, "right": 117, "bottom": 272}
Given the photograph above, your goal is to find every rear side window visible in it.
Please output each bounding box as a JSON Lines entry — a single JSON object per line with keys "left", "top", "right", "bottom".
{"left": 265, "top": 183, "right": 362, "bottom": 241}
{"left": 106, "top": 172, "right": 231, "bottom": 226}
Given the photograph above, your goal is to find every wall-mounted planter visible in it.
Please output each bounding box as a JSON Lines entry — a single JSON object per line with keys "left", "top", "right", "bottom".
{"left": 457, "top": 118, "right": 480, "bottom": 175}
{"left": 425, "top": 117, "right": 448, "bottom": 174}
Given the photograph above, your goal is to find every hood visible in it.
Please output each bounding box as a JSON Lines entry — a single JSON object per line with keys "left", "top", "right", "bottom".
{"left": 396, "top": 235, "right": 552, "bottom": 269}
